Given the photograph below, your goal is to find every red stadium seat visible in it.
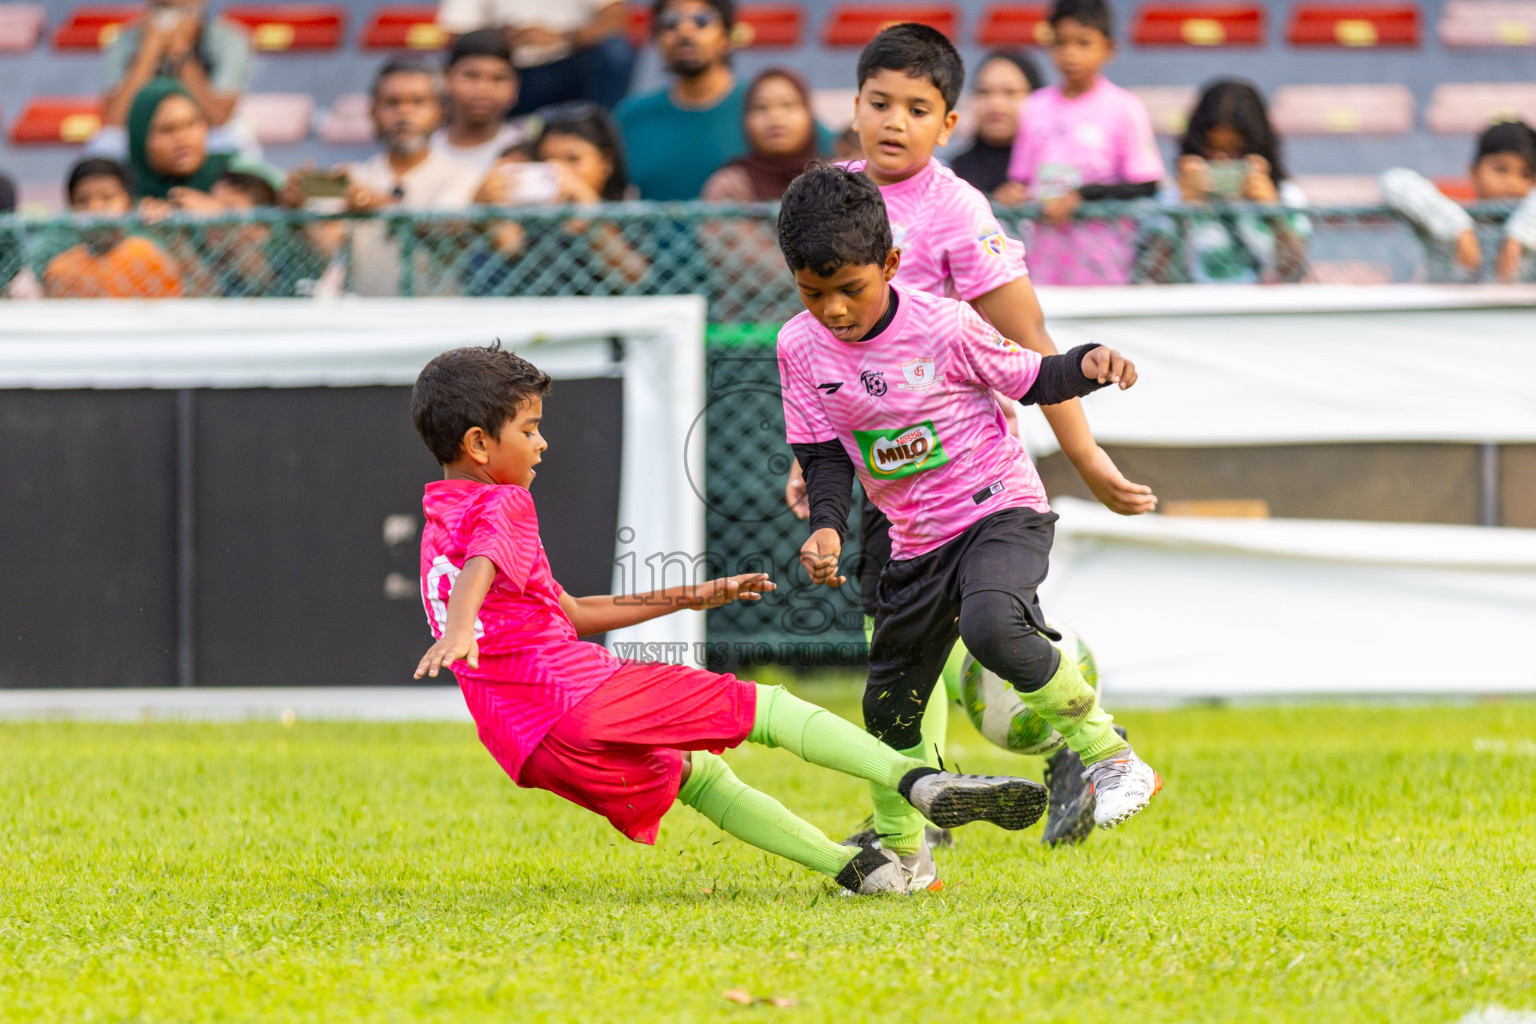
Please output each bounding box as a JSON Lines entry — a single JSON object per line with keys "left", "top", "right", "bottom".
{"left": 1438, "top": 1, "right": 1536, "bottom": 47}
{"left": 1271, "top": 84, "right": 1414, "bottom": 134}
{"left": 222, "top": 6, "right": 345, "bottom": 51}
{"left": 1287, "top": 3, "right": 1421, "bottom": 46}
{"left": 361, "top": 6, "right": 447, "bottom": 50}
{"left": 53, "top": 5, "right": 137, "bottom": 50}
{"left": 1132, "top": 4, "right": 1264, "bottom": 45}
{"left": 1129, "top": 85, "right": 1199, "bottom": 135}
{"left": 1432, "top": 176, "right": 1478, "bottom": 200}
{"left": 823, "top": 4, "right": 960, "bottom": 46}
{"left": 975, "top": 4, "right": 1049, "bottom": 45}
{"left": 629, "top": 4, "right": 804, "bottom": 47}
{"left": 0, "top": 4, "right": 45, "bottom": 53}
{"left": 9, "top": 97, "right": 102, "bottom": 144}
{"left": 1425, "top": 82, "right": 1536, "bottom": 133}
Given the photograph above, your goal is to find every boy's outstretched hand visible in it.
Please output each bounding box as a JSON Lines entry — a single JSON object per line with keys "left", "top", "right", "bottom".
{"left": 686, "top": 573, "right": 777, "bottom": 609}
{"left": 414, "top": 631, "right": 478, "bottom": 679}
{"left": 799, "top": 527, "right": 845, "bottom": 587}
{"left": 1083, "top": 347, "right": 1138, "bottom": 389}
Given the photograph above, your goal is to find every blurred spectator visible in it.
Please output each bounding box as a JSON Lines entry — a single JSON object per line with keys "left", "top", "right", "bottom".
{"left": 286, "top": 60, "right": 481, "bottom": 296}
{"left": 1006, "top": 0, "right": 1164, "bottom": 284}
{"left": 44, "top": 159, "right": 182, "bottom": 298}
{"left": 95, "top": 0, "right": 254, "bottom": 160}
{"left": 949, "top": 51, "right": 1044, "bottom": 201}
{"left": 618, "top": 0, "right": 744, "bottom": 200}
{"left": 436, "top": 0, "right": 633, "bottom": 116}
{"left": 126, "top": 78, "right": 231, "bottom": 202}
{"left": 1149, "top": 79, "right": 1308, "bottom": 284}
{"left": 1382, "top": 121, "right": 1536, "bottom": 282}
{"left": 702, "top": 68, "right": 821, "bottom": 201}
{"left": 470, "top": 102, "right": 647, "bottom": 294}
{"left": 0, "top": 171, "right": 23, "bottom": 297}
{"left": 432, "top": 29, "right": 532, "bottom": 175}
{"left": 195, "top": 161, "right": 326, "bottom": 297}
{"left": 832, "top": 127, "right": 862, "bottom": 162}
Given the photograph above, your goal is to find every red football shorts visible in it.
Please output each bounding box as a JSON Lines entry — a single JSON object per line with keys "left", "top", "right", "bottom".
{"left": 517, "top": 662, "right": 758, "bottom": 844}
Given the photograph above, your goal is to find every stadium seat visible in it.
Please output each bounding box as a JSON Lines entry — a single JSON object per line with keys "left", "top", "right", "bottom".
{"left": 53, "top": 5, "right": 137, "bottom": 50}
{"left": 1131, "top": 4, "right": 1264, "bottom": 46}
{"left": 317, "top": 92, "right": 372, "bottom": 144}
{"left": 1287, "top": 3, "right": 1421, "bottom": 46}
{"left": 811, "top": 87, "right": 858, "bottom": 130}
{"left": 1291, "top": 174, "right": 1382, "bottom": 205}
{"left": 1425, "top": 83, "right": 1536, "bottom": 133}
{"left": 236, "top": 93, "right": 315, "bottom": 145}
{"left": 9, "top": 96, "right": 102, "bottom": 144}
{"left": 0, "top": 4, "right": 44, "bottom": 53}
{"left": 629, "top": 4, "right": 804, "bottom": 46}
{"left": 1129, "top": 85, "right": 1198, "bottom": 135}
{"left": 1432, "top": 176, "right": 1478, "bottom": 200}
{"left": 1271, "top": 84, "right": 1414, "bottom": 134}
{"left": 975, "top": 3, "right": 1050, "bottom": 45}
{"left": 361, "top": 6, "right": 446, "bottom": 50}
{"left": 1438, "top": 0, "right": 1536, "bottom": 46}
{"left": 823, "top": 4, "right": 960, "bottom": 46}
{"left": 222, "top": 6, "right": 345, "bottom": 51}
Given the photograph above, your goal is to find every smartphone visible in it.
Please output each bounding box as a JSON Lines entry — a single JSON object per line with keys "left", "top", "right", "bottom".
{"left": 300, "top": 170, "right": 350, "bottom": 199}
{"left": 1207, "top": 159, "right": 1248, "bottom": 199}
{"left": 499, "top": 162, "right": 562, "bottom": 204}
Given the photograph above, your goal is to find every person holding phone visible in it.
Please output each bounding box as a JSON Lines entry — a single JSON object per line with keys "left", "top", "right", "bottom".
{"left": 100, "top": 1, "right": 251, "bottom": 144}
{"left": 1148, "top": 79, "right": 1310, "bottom": 284}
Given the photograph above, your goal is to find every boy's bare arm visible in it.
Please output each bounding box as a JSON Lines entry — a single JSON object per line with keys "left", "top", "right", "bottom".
{"left": 414, "top": 555, "right": 496, "bottom": 678}
{"left": 972, "top": 278, "right": 1158, "bottom": 515}
{"left": 559, "top": 575, "right": 776, "bottom": 637}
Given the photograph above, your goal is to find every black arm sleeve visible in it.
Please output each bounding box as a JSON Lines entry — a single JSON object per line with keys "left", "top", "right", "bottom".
{"left": 1078, "top": 181, "right": 1160, "bottom": 201}
{"left": 791, "top": 441, "right": 856, "bottom": 542}
{"left": 1019, "top": 343, "right": 1108, "bottom": 406}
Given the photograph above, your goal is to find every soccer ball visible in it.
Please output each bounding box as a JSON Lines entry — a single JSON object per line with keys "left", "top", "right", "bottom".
{"left": 957, "top": 621, "right": 1099, "bottom": 757}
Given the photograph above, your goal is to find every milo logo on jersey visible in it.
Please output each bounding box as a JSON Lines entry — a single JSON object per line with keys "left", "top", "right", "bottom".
{"left": 853, "top": 421, "right": 950, "bottom": 480}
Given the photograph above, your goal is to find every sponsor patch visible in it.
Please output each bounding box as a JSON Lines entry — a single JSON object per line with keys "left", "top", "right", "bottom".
{"left": 989, "top": 329, "right": 1023, "bottom": 354}
{"left": 853, "top": 421, "right": 950, "bottom": 480}
{"left": 978, "top": 230, "right": 1008, "bottom": 258}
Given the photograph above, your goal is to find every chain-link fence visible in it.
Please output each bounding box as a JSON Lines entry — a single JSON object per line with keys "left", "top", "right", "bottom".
{"left": 2, "top": 200, "right": 1530, "bottom": 663}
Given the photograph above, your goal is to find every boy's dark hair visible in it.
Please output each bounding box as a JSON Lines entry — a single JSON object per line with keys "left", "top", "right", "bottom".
{"left": 1049, "top": 0, "right": 1115, "bottom": 39}
{"left": 1474, "top": 120, "right": 1536, "bottom": 173}
{"left": 1181, "top": 78, "right": 1287, "bottom": 183}
{"left": 446, "top": 27, "right": 515, "bottom": 72}
{"left": 412, "top": 343, "right": 553, "bottom": 465}
{"left": 778, "top": 163, "right": 893, "bottom": 277}
{"left": 67, "top": 158, "right": 133, "bottom": 203}
{"left": 214, "top": 170, "right": 279, "bottom": 206}
{"left": 857, "top": 23, "right": 964, "bottom": 112}
{"left": 372, "top": 57, "right": 442, "bottom": 100}
{"left": 650, "top": 0, "right": 735, "bottom": 31}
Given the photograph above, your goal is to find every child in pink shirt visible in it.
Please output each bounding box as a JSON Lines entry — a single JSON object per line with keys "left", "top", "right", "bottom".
{"left": 1007, "top": 0, "right": 1165, "bottom": 284}
{"left": 409, "top": 343, "right": 1046, "bottom": 895}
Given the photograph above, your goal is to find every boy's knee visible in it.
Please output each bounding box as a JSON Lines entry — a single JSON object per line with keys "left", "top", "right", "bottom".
{"left": 958, "top": 591, "right": 1060, "bottom": 693}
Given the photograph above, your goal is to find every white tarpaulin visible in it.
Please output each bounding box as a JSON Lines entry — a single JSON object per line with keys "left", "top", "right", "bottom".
{"left": 1041, "top": 498, "right": 1536, "bottom": 698}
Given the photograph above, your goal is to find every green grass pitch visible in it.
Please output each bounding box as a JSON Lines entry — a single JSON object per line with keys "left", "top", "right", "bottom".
{"left": 2, "top": 693, "right": 1533, "bottom": 1023}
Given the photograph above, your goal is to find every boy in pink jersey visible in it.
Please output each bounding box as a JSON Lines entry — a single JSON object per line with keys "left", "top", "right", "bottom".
{"left": 1006, "top": 0, "right": 1165, "bottom": 285}
{"left": 785, "top": 23, "right": 1157, "bottom": 861}
{"left": 776, "top": 164, "right": 1162, "bottom": 887}
{"left": 409, "top": 343, "right": 1048, "bottom": 896}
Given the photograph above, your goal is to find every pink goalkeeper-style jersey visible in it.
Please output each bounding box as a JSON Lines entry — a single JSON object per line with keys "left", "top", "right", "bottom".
{"left": 841, "top": 157, "right": 1029, "bottom": 301}
{"left": 1007, "top": 78, "right": 1165, "bottom": 285}
{"left": 779, "top": 286, "right": 1051, "bottom": 559}
{"left": 420, "top": 479, "right": 621, "bottom": 778}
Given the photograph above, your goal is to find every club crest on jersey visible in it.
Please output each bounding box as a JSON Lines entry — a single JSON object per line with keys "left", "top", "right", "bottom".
{"left": 861, "top": 369, "right": 888, "bottom": 396}
{"left": 853, "top": 421, "right": 951, "bottom": 479}
{"left": 978, "top": 230, "right": 1007, "bottom": 258}
{"left": 898, "top": 357, "right": 938, "bottom": 391}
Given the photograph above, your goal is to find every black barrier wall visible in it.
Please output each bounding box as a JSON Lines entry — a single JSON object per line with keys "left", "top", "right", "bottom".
{"left": 0, "top": 379, "right": 622, "bottom": 688}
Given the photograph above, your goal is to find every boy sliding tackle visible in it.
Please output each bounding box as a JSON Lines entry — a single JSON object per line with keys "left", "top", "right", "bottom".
{"left": 410, "top": 344, "right": 1048, "bottom": 896}
{"left": 776, "top": 165, "right": 1161, "bottom": 888}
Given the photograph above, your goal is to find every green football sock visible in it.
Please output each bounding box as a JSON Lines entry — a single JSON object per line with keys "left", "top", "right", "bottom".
{"left": 868, "top": 739, "right": 932, "bottom": 855}
{"left": 676, "top": 751, "right": 855, "bottom": 878}
{"left": 939, "top": 639, "right": 966, "bottom": 705}
{"left": 748, "top": 683, "right": 925, "bottom": 791}
{"left": 1019, "top": 652, "right": 1129, "bottom": 766}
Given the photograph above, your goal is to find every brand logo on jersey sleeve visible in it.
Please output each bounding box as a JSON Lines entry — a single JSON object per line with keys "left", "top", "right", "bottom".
{"left": 989, "top": 329, "right": 1023, "bottom": 354}
{"left": 978, "top": 230, "right": 1007, "bottom": 258}
{"left": 816, "top": 381, "right": 844, "bottom": 394}
{"left": 853, "top": 421, "right": 950, "bottom": 480}
{"left": 898, "top": 357, "right": 939, "bottom": 391}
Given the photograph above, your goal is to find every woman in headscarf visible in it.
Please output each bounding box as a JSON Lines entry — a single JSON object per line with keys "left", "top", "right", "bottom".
{"left": 949, "top": 51, "right": 1045, "bottom": 202}
{"left": 126, "top": 77, "right": 230, "bottom": 202}
{"left": 702, "top": 68, "right": 821, "bottom": 202}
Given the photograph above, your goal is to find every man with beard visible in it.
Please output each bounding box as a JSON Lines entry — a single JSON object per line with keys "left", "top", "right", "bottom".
{"left": 617, "top": 0, "right": 745, "bottom": 200}
{"left": 286, "top": 59, "right": 481, "bottom": 295}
